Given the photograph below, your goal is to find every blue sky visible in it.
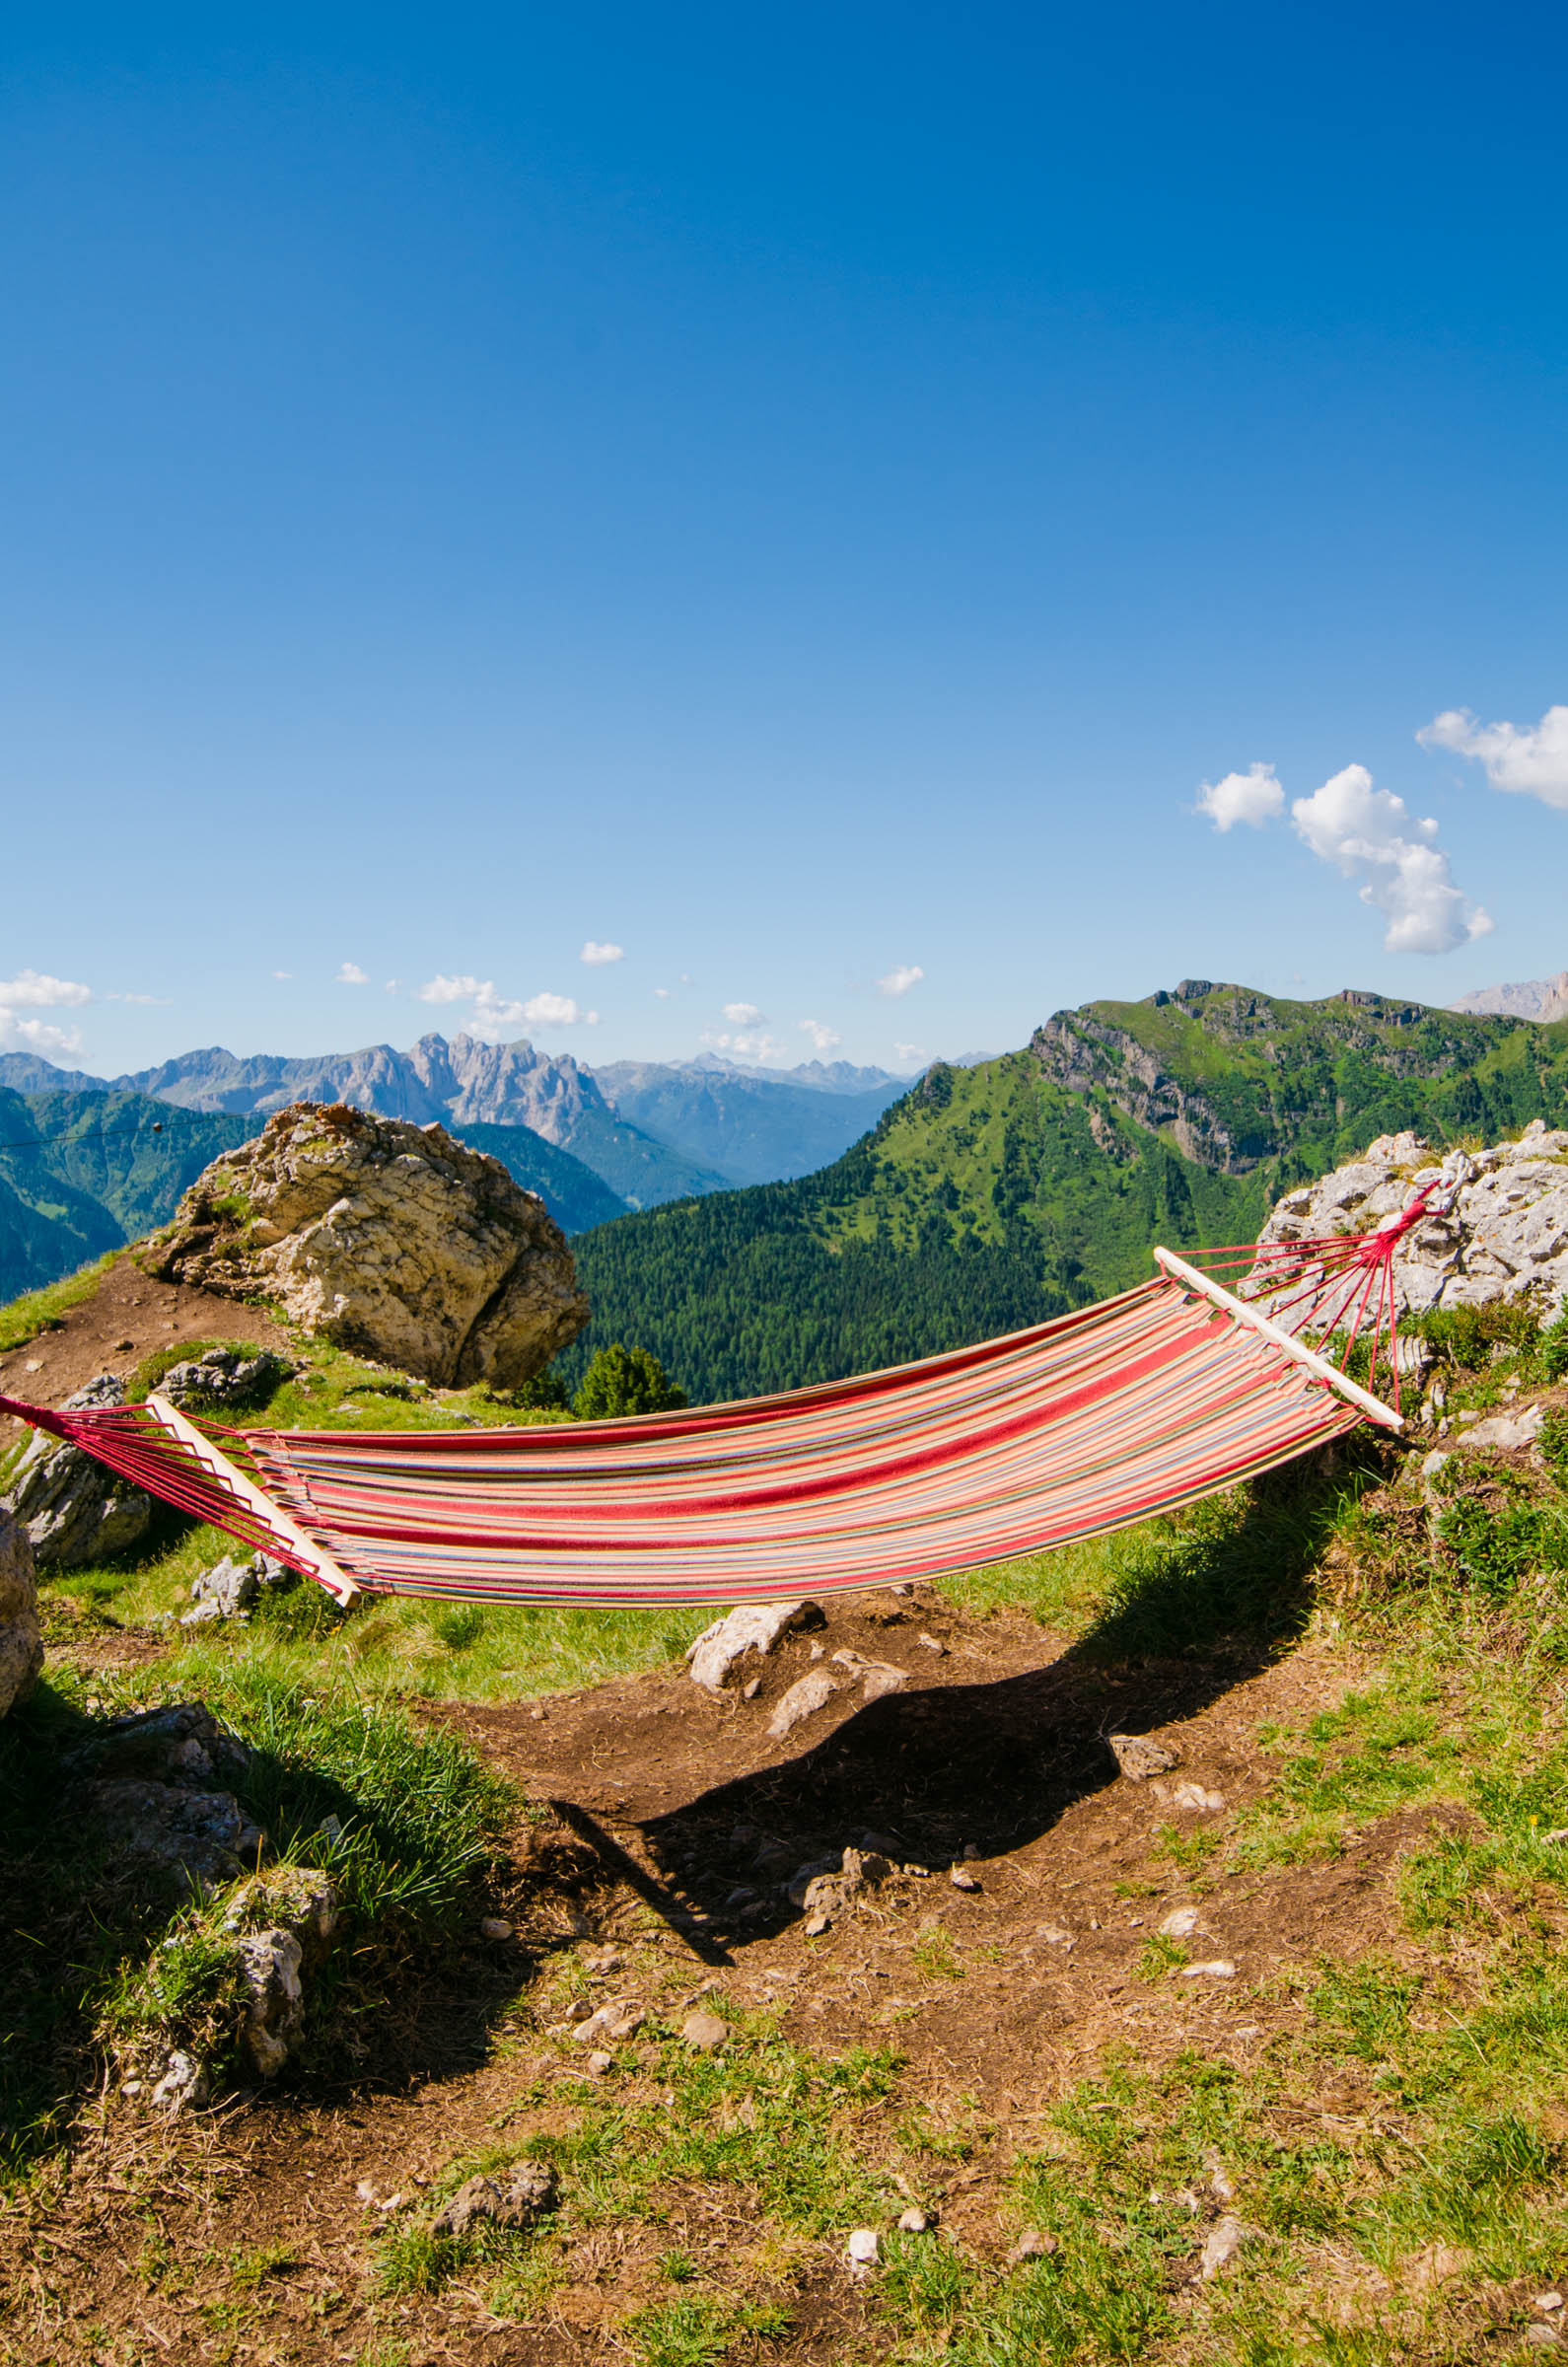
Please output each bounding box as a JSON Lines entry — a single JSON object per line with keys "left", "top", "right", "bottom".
{"left": 4, "top": 3, "right": 1566, "bottom": 1078}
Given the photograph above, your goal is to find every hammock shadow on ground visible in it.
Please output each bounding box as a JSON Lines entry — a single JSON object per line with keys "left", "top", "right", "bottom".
{"left": 625, "top": 1450, "right": 1359, "bottom": 1953}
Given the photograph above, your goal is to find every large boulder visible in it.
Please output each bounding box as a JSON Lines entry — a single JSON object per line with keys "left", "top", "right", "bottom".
{"left": 1257, "top": 1121, "right": 1568, "bottom": 1318}
{"left": 2, "top": 1373, "right": 156, "bottom": 1569}
{"left": 140, "top": 1103, "right": 589, "bottom": 1389}
{"left": 0, "top": 1507, "right": 42, "bottom": 1717}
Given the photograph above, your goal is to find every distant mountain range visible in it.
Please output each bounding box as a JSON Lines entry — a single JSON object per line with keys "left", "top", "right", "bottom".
{"left": 0, "top": 1035, "right": 910, "bottom": 1210}
{"left": 560, "top": 980, "right": 1568, "bottom": 1402}
{"left": 1453, "top": 969, "right": 1568, "bottom": 1024}
{"left": 0, "top": 1087, "right": 629, "bottom": 1306}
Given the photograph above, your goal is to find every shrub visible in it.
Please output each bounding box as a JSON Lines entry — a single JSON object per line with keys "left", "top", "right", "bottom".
{"left": 572, "top": 1343, "right": 687, "bottom": 1419}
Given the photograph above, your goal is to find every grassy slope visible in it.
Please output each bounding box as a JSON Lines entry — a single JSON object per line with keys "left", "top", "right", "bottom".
{"left": 564, "top": 989, "right": 1568, "bottom": 1403}
{"left": 13, "top": 1303, "right": 1568, "bottom": 2361}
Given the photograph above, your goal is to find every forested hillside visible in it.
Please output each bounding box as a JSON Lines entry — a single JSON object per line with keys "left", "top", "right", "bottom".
{"left": 0, "top": 1091, "right": 254, "bottom": 1302}
{"left": 562, "top": 982, "right": 1568, "bottom": 1402}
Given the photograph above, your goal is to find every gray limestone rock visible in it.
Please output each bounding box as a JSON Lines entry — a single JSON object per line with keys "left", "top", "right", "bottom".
{"left": 2, "top": 1374, "right": 154, "bottom": 1569}
{"left": 184, "top": 1550, "right": 295, "bottom": 1621}
{"left": 0, "top": 1507, "right": 42, "bottom": 1718}
{"left": 85, "top": 1776, "right": 258, "bottom": 1893}
{"left": 237, "top": 1927, "right": 304, "bottom": 2076}
{"left": 141, "top": 1100, "right": 589, "bottom": 1389}
{"left": 69, "top": 1701, "right": 261, "bottom": 1893}
{"left": 150, "top": 2048, "right": 209, "bottom": 2113}
{"left": 226, "top": 1866, "right": 339, "bottom": 2078}
{"left": 1254, "top": 1120, "right": 1568, "bottom": 1324}
{"left": 687, "top": 1599, "right": 820, "bottom": 1692}
{"left": 159, "top": 1346, "right": 293, "bottom": 1409}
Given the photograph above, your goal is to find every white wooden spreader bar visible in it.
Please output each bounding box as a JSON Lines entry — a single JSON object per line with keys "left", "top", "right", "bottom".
{"left": 1153, "top": 1247, "right": 1403, "bottom": 1433}
{"left": 146, "top": 1392, "right": 362, "bottom": 1604}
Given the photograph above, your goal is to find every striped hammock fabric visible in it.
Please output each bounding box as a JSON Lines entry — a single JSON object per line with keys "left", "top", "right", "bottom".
{"left": 0, "top": 1240, "right": 1403, "bottom": 1610}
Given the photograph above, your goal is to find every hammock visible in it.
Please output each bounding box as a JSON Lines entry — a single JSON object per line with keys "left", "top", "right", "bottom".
{"left": 0, "top": 1210, "right": 1422, "bottom": 1610}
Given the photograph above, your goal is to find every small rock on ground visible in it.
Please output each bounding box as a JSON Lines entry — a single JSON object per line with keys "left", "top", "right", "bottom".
{"left": 150, "top": 2049, "right": 208, "bottom": 2113}
{"left": 687, "top": 1601, "right": 819, "bottom": 1693}
{"left": 846, "top": 2229, "right": 879, "bottom": 2267}
{"left": 1199, "top": 2215, "right": 1253, "bottom": 2278}
{"left": 573, "top": 1997, "right": 644, "bottom": 2044}
{"left": 681, "top": 2008, "right": 728, "bottom": 2049}
{"left": 432, "top": 2160, "right": 558, "bottom": 2238}
{"left": 1006, "top": 2230, "right": 1058, "bottom": 2265}
{"left": 1161, "top": 1780, "right": 1227, "bottom": 1814}
{"left": 767, "top": 1669, "right": 840, "bottom": 1738}
{"left": 1108, "top": 1732, "right": 1178, "bottom": 1779}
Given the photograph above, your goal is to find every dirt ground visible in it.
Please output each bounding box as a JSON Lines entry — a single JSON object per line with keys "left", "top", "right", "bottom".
{"left": 0, "top": 1261, "right": 290, "bottom": 1443}
{"left": 2, "top": 1579, "right": 1462, "bottom": 2365}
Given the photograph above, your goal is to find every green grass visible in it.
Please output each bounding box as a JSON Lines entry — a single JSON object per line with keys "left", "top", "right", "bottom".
{"left": 0, "top": 1664, "right": 516, "bottom": 2173}
{"left": 622, "top": 2292, "right": 795, "bottom": 2365}
{"left": 0, "top": 1250, "right": 121, "bottom": 1352}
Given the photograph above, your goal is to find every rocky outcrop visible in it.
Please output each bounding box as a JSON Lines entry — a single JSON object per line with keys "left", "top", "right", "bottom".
{"left": 1256, "top": 1121, "right": 1568, "bottom": 1317}
{"left": 1032, "top": 1006, "right": 1255, "bottom": 1172}
{"left": 223, "top": 1868, "right": 339, "bottom": 2077}
{"left": 0, "top": 1508, "right": 42, "bottom": 1718}
{"left": 141, "top": 1103, "right": 589, "bottom": 1388}
{"left": 159, "top": 1345, "right": 293, "bottom": 1409}
{"left": 2, "top": 1374, "right": 155, "bottom": 1569}
{"left": 69, "top": 1701, "right": 263, "bottom": 1894}
{"left": 181, "top": 1549, "right": 295, "bottom": 1625}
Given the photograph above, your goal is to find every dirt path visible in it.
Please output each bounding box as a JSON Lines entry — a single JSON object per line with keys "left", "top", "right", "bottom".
{"left": 0, "top": 1258, "right": 291, "bottom": 1441}
{"left": 5, "top": 1586, "right": 1461, "bottom": 2366}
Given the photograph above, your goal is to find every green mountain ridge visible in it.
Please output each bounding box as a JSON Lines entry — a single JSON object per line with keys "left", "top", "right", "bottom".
{"left": 0, "top": 1092, "right": 630, "bottom": 1306}
{"left": 561, "top": 982, "right": 1568, "bottom": 1403}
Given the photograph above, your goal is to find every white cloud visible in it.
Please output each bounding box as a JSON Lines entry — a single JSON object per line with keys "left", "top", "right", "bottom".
{"left": 723, "top": 1001, "right": 766, "bottom": 1026}
{"left": 0, "top": 968, "right": 92, "bottom": 1008}
{"left": 0, "top": 970, "right": 92, "bottom": 1057}
{"left": 272, "top": 969, "right": 293, "bottom": 980}
{"left": 469, "top": 985, "right": 527, "bottom": 1033}
{"left": 383, "top": 978, "right": 400, "bottom": 993}
{"left": 893, "top": 1041, "right": 926, "bottom": 1066}
{"left": 336, "top": 962, "right": 370, "bottom": 985}
{"left": 1417, "top": 704, "right": 1568, "bottom": 810}
{"left": 1290, "top": 763, "right": 1493, "bottom": 955}
{"left": 521, "top": 990, "right": 597, "bottom": 1029}
{"left": 702, "top": 1028, "right": 790, "bottom": 1065}
{"left": 798, "top": 1020, "right": 842, "bottom": 1052}
{"left": 1195, "top": 762, "right": 1285, "bottom": 831}
{"left": 0, "top": 1011, "right": 83, "bottom": 1056}
{"left": 878, "top": 965, "right": 924, "bottom": 998}
{"left": 419, "top": 973, "right": 597, "bottom": 1038}
{"left": 653, "top": 986, "right": 672, "bottom": 1000}
{"left": 109, "top": 991, "right": 171, "bottom": 1007}
{"left": 581, "top": 940, "right": 624, "bottom": 966}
